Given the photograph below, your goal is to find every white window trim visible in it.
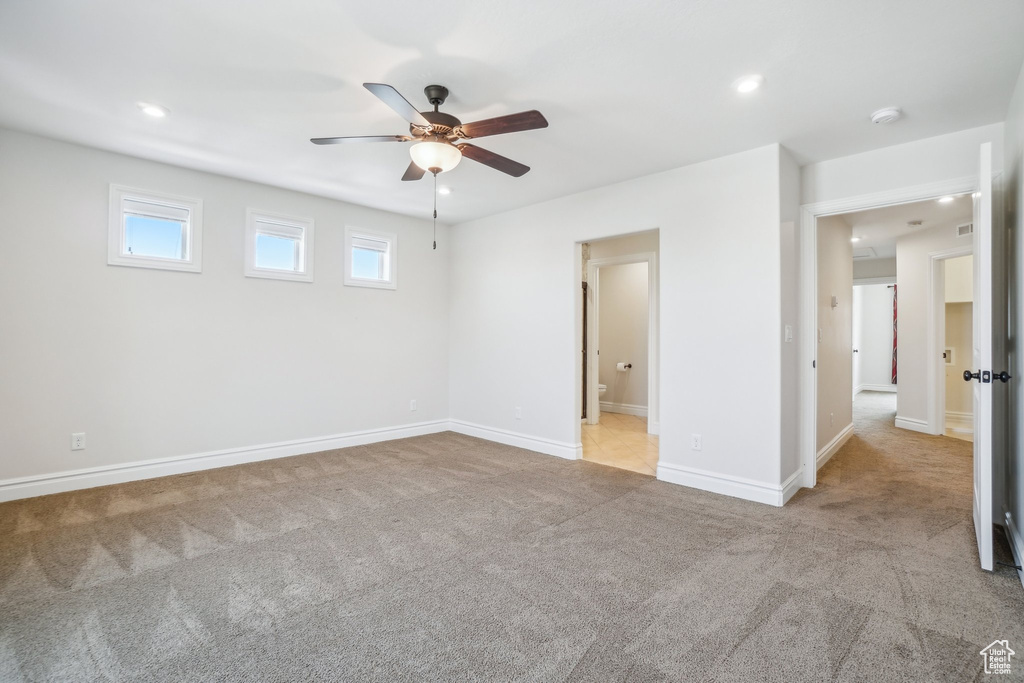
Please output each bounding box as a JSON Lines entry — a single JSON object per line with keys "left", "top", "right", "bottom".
{"left": 344, "top": 226, "right": 397, "bottom": 290}
{"left": 244, "top": 209, "right": 315, "bottom": 283}
{"left": 108, "top": 184, "right": 203, "bottom": 273}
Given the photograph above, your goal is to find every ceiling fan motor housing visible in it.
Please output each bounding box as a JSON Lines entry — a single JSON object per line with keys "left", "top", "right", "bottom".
{"left": 424, "top": 84, "right": 449, "bottom": 107}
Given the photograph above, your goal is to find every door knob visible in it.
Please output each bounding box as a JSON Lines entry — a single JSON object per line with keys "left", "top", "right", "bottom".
{"left": 995, "top": 371, "right": 1012, "bottom": 383}
{"left": 964, "top": 370, "right": 980, "bottom": 382}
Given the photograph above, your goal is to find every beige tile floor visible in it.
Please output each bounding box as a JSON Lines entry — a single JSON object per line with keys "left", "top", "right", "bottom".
{"left": 581, "top": 412, "right": 658, "bottom": 476}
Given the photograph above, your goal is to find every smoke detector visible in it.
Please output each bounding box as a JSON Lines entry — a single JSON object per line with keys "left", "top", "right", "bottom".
{"left": 870, "top": 107, "right": 902, "bottom": 124}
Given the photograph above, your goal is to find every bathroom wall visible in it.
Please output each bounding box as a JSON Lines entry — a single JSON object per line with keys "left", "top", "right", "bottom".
{"left": 598, "top": 262, "right": 649, "bottom": 414}
{"left": 944, "top": 255, "right": 974, "bottom": 424}
{"left": 945, "top": 302, "right": 974, "bottom": 418}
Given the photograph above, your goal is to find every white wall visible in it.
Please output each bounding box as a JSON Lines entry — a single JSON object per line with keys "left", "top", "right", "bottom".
{"left": 801, "top": 124, "right": 1004, "bottom": 205}
{"left": 894, "top": 223, "right": 972, "bottom": 430}
{"left": 854, "top": 284, "right": 895, "bottom": 392}
{"left": 779, "top": 147, "right": 802, "bottom": 483}
{"left": 1004, "top": 58, "right": 1024, "bottom": 555}
{"left": 945, "top": 254, "right": 973, "bottom": 302}
{"left": 816, "top": 215, "right": 853, "bottom": 452}
{"left": 944, "top": 301, "right": 973, "bottom": 416}
{"left": 449, "top": 144, "right": 786, "bottom": 498}
{"left": 0, "top": 128, "right": 450, "bottom": 483}
{"left": 854, "top": 257, "right": 897, "bottom": 281}
{"left": 588, "top": 230, "right": 660, "bottom": 261}
{"left": 598, "top": 263, "right": 648, "bottom": 410}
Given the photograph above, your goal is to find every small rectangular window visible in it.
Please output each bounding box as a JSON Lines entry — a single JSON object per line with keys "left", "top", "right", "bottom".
{"left": 345, "top": 227, "right": 396, "bottom": 289}
{"left": 109, "top": 186, "right": 202, "bottom": 272}
{"left": 245, "top": 210, "right": 314, "bottom": 282}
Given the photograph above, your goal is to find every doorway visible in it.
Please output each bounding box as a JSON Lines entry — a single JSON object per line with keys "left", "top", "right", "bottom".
{"left": 577, "top": 231, "right": 659, "bottom": 475}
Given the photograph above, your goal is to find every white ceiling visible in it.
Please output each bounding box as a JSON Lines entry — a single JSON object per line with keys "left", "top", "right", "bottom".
{"left": 1, "top": 0, "right": 1022, "bottom": 224}
{"left": 840, "top": 194, "right": 974, "bottom": 259}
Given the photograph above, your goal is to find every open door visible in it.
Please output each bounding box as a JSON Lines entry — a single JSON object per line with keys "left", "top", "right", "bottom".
{"left": 967, "top": 141, "right": 1009, "bottom": 571}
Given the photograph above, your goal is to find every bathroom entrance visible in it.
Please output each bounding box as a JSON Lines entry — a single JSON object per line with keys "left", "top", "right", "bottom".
{"left": 579, "top": 231, "right": 659, "bottom": 476}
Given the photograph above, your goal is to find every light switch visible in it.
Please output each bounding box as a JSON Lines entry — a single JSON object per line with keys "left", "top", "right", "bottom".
{"left": 785, "top": 325, "right": 793, "bottom": 342}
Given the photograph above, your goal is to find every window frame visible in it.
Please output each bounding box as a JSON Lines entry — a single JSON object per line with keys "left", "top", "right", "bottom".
{"left": 108, "top": 185, "right": 203, "bottom": 273}
{"left": 344, "top": 227, "right": 397, "bottom": 290}
{"left": 244, "top": 209, "right": 315, "bottom": 283}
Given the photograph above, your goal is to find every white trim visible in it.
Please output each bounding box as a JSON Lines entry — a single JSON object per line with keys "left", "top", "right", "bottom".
{"left": 648, "top": 421, "right": 660, "bottom": 436}
{"left": 448, "top": 420, "right": 580, "bottom": 460}
{"left": 781, "top": 468, "right": 804, "bottom": 505}
{"left": 816, "top": 422, "right": 853, "bottom": 470}
{"left": 656, "top": 461, "right": 793, "bottom": 507}
{"left": 598, "top": 401, "right": 648, "bottom": 417}
{"left": 0, "top": 420, "right": 450, "bottom": 503}
{"left": 1004, "top": 511, "right": 1024, "bottom": 591}
{"left": 244, "top": 208, "right": 315, "bottom": 283}
{"left": 855, "top": 383, "right": 897, "bottom": 394}
{"left": 344, "top": 226, "right": 397, "bottom": 290}
{"left": 108, "top": 184, "right": 203, "bottom": 273}
{"left": 945, "top": 411, "right": 974, "bottom": 433}
{"left": 799, "top": 175, "right": 978, "bottom": 489}
{"left": 894, "top": 415, "right": 930, "bottom": 433}
{"left": 853, "top": 276, "right": 897, "bottom": 285}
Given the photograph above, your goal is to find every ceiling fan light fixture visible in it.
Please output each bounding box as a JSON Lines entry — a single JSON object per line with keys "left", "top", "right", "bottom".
{"left": 410, "top": 140, "right": 461, "bottom": 174}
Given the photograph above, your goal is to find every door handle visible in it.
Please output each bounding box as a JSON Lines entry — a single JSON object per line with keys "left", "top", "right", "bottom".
{"left": 994, "top": 371, "right": 1012, "bottom": 383}
{"left": 963, "top": 370, "right": 1013, "bottom": 383}
{"left": 963, "top": 370, "right": 980, "bottom": 382}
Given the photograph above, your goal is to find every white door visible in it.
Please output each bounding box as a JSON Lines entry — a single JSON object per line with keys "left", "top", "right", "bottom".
{"left": 969, "top": 141, "right": 1006, "bottom": 572}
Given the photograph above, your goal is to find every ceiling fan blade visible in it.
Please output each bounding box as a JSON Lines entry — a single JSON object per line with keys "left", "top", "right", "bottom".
{"left": 363, "top": 83, "right": 432, "bottom": 129}
{"left": 455, "top": 110, "right": 548, "bottom": 139}
{"left": 401, "top": 161, "right": 426, "bottom": 181}
{"left": 457, "top": 143, "right": 530, "bottom": 177}
{"left": 311, "top": 135, "right": 411, "bottom": 145}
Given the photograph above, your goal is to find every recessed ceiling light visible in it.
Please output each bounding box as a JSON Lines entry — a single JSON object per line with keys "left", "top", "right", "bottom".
{"left": 438, "top": 186, "right": 452, "bottom": 195}
{"left": 733, "top": 75, "right": 764, "bottom": 94}
{"left": 938, "top": 196, "right": 954, "bottom": 204}
{"left": 850, "top": 237, "right": 861, "bottom": 243}
{"left": 137, "top": 102, "right": 168, "bottom": 118}
{"left": 870, "top": 107, "right": 902, "bottom": 124}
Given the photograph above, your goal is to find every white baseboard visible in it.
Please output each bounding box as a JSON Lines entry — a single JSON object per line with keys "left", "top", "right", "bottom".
{"left": 648, "top": 421, "right": 660, "bottom": 436}
{"left": 599, "top": 401, "right": 648, "bottom": 418}
{"left": 1004, "top": 510, "right": 1024, "bottom": 591}
{"left": 447, "top": 420, "right": 580, "bottom": 460}
{"left": 895, "top": 415, "right": 931, "bottom": 434}
{"left": 0, "top": 420, "right": 451, "bottom": 504}
{"left": 856, "top": 384, "right": 897, "bottom": 394}
{"left": 816, "top": 423, "right": 854, "bottom": 470}
{"left": 781, "top": 468, "right": 804, "bottom": 505}
{"left": 945, "top": 411, "right": 974, "bottom": 433}
{"left": 656, "top": 461, "right": 793, "bottom": 507}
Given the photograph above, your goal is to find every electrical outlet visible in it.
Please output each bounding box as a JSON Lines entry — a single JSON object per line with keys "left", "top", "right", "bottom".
{"left": 71, "top": 433, "right": 85, "bottom": 451}
{"left": 785, "top": 325, "right": 793, "bottom": 343}
{"left": 515, "top": 406, "right": 522, "bottom": 420}
{"left": 691, "top": 433, "right": 702, "bottom": 451}
{"left": 410, "top": 399, "right": 417, "bottom": 411}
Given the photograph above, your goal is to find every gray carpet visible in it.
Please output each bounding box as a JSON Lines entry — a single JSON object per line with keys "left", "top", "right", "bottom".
{"left": 2, "top": 392, "right": 1023, "bottom": 681}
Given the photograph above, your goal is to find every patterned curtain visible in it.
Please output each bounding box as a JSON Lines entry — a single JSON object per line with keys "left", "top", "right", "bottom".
{"left": 891, "top": 285, "right": 898, "bottom": 384}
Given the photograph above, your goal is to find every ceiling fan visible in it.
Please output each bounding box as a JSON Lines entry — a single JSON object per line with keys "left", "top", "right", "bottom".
{"left": 311, "top": 83, "right": 548, "bottom": 180}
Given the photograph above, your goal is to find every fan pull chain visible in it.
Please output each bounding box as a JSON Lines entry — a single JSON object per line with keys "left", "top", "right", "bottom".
{"left": 432, "top": 171, "right": 437, "bottom": 250}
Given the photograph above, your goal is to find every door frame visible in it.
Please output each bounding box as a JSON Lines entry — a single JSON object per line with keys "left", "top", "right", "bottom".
{"left": 586, "top": 252, "right": 660, "bottom": 434}
{"left": 798, "top": 175, "right": 978, "bottom": 489}
{"left": 927, "top": 245, "right": 973, "bottom": 438}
